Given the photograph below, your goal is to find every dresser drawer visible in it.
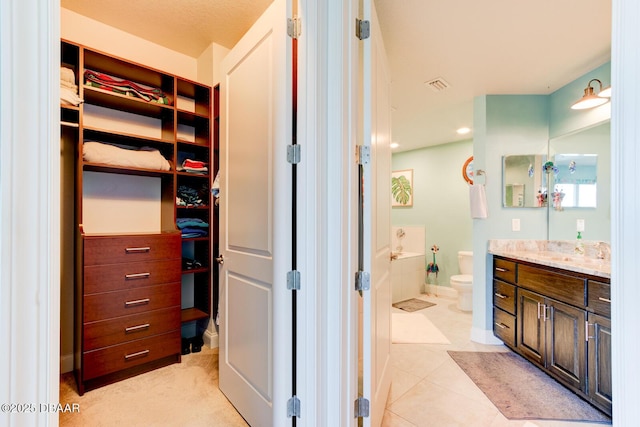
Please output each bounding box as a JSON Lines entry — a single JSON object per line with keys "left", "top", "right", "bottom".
{"left": 83, "top": 307, "right": 181, "bottom": 351}
{"left": 84, "top": 283, "right": 180, "bottom": 322}
{"left": 494, "top": 258, "right": 517, "bottom": 284}
{"left": 84, "top": 233, "right": 181, "bottom": 266}
{"left": 518, "top": 264, "right": 586, "bottom": 308}
{"left": 588, "top": 280, "right": 611, "bottom": 318}
{"left": 493, "top": 308, "right": 516, "bottom": 348}
{"left": 83, "top": 331, "right": 180, "bottom": 380}
{"left": 494, "top": 280, "right": 517, "bottom": 315}
{"left": 84, "top": 259, "right": 181, "bottom": 294}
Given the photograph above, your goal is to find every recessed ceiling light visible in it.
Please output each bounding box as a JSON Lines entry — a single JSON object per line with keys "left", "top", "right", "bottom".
{"left": 457, "top": 127, "right": 471, "bottom": 135}
{"left": 390, "top": 142, "right": 399, "bottom": 149}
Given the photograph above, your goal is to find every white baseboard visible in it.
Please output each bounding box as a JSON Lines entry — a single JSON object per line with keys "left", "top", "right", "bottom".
{"left": 60, "top": 353, "right": 74, "bottom": 374}
{"left": 470, "top": 326, "right": 504, "bottom": 345}
{"left": 204, "top": 328, "right": 219, "bottom": 349}
{"left": 424, "top": 284, "right": 458, "bottom": 299}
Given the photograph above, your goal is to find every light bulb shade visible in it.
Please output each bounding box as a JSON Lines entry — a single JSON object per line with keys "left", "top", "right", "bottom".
{"left": 571, "top": 84, "right": 609, "bottom": 110}
{"left": 598, "top": 85, "right": 612, "bottom": 98}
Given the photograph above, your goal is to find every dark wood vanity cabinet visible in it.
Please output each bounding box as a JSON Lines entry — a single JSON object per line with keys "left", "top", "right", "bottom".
{"left": 587, "top": 280, "right": 612, "bottom": 413}
{"left": 492, "top": 256, "right": 611, "bottom": 416}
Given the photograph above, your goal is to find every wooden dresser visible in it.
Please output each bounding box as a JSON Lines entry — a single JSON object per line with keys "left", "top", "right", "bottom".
{"left": 77, "top": 232, "right": 182, "bottom": 394}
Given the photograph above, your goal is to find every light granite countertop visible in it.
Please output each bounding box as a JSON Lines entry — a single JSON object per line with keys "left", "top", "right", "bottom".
{"left": 488, "top": 239, "right": 611, "bottom": 279}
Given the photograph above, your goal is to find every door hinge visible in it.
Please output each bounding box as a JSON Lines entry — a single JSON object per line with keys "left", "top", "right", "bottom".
{"left": 287, "top": 17, "right": 301, "bottom": 39}
{"left": 287, "top": 395, "right": 301, "bottom": 418}
{"left": 356, "top": 18, "right": 370, "bottom": 40}
{"left": 356, "top": 145, "right": 370, "bottom": 165}
{"left": 287, "top": 270, "right": 301, "bottom": 291}
{"left": 287, "top": 144, "right": 301, "bottom": 164}
{"left": 355, "top": 271, "right": 370, "bottom": 292}
{"left": 354, "top": 396, "right": 370, "bottom": 418}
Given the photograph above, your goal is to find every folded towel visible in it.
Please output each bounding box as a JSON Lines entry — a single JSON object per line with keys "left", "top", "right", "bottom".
{"left": 469, "top": 183, "right": 488, "bottom": 219}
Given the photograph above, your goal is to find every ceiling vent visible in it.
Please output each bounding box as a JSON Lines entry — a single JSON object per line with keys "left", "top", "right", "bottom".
{"left": 425, "top": 77, "right": 450, "bottom": 92}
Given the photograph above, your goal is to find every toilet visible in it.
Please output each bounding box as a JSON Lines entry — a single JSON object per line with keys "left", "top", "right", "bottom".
{"left": 451, "top": 251, "right": 473, "bottom": 312}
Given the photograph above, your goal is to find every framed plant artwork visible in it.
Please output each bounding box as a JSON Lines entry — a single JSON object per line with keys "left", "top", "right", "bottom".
{"left": 391, "top": 169, "right": 413, "bottom": 207}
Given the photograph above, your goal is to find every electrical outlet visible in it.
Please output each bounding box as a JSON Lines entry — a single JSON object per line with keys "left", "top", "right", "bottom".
{"left": 512, "top": 218, "right": 521, "bottom": 232}
{"left": 577, "top": 219, "right": 585, "bottom": 232}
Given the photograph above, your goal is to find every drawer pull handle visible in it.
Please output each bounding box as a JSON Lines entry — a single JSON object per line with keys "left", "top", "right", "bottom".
{"left": 125, "top": 298, "right": 150, "bottom": 307}
{"left": 125, "top": 272, "right": 151, "bottom": 280}
{"left": 598, "top": 297, "right": 611, "bottom": 303}
{"left": 494, "top": 322, "right": 509, "bottom": 329}
{"left": 125, "top": 246, "right": 151, "bottom": 254}
{"left": 494, "top": 293, "right": 508, "bottom": 299}
{"left": 124, "top": 349, "right": 150, "bottom": 360}
{"left": 125, "top": 323, "right": 150, "bottom": 333}
{"left": 495, "top": 267, "right": 508, "bottom": 272}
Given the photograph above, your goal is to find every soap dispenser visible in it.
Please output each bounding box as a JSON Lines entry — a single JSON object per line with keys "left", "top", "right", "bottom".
{"left": 575, "top": 231, "right": 585, "bottom": 256}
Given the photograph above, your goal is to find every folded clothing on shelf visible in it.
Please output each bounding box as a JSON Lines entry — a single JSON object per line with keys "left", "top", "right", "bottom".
{"left": 84, "top": 69, "right": 171, "bottom": 105}
{"left": 176, "top": 184, "right": 208, "bottom": 207}
{"left": 176, "top": 217, "right": 209, "bottom": 238}
{"left": 61, "top": 66, "right": 83, "bottom": 106}
{"left": 177, "top": 158, "right": 208, "bottom": 175}
{"left": 83, "top": 141, "right": 171, "bottom": 171}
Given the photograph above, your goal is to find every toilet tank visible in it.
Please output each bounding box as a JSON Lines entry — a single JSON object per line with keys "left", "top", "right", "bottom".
{"left": 458, "top": 251, "right": 473, "bottom": 274}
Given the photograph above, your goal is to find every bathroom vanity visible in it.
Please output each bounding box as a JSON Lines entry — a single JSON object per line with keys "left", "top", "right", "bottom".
{"left": 490, "top": 243, "right": 611, "bottom": 416}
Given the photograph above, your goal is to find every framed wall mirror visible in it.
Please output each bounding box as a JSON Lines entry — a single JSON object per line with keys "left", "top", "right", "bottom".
{"left": 548, "top": 121, "right": 610, "bottom": 241}
{"left": 502, "top": 154, "right": 548, "bottom": 208}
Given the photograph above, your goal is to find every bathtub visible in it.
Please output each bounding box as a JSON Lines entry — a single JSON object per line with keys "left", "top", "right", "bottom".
{"left": 390, "top": 252, "right": 425, "bottom": 303}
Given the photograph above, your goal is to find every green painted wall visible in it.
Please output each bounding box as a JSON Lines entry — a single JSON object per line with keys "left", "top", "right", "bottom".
{"left": 392, "top": 139, "right": 473, "bottom": 286}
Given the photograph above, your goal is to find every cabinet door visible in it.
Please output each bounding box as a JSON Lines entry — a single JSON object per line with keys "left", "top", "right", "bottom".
{"left": 517, "top": 289, "right": 545, "bottom": 366}
{"left": 588, "top": 313, "right": 612, "bottom": 415}
{"left": 546, "top": 299, "right": 587, "bottom": 392}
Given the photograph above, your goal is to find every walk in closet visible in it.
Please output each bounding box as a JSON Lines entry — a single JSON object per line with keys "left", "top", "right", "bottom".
{"left": 60, "top": 40, "right": 218, "bottom": 394}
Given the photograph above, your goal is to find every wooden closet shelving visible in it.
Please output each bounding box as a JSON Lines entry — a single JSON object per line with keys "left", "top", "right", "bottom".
{"left": 61, "top": 39, "right": 216, "bottom": 394}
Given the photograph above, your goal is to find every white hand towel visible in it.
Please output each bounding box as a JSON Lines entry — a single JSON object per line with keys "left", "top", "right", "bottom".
{"left": 469, "top": 183, "right": 488, "bottom": 219}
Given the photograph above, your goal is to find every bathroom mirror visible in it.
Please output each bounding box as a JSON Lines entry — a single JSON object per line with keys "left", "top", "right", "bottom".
{"left": 502, "top": 154, "right": 547, "bottom": 208}
{"left": 548, "top": 121, "right": 610, "bottom": 241}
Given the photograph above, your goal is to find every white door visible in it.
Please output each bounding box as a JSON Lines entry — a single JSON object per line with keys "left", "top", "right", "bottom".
{"left": 360, "top": 2, "right": 393, "bottom": 426}
{"left": 218, "top": 0, "right": 291, "bottom": 425}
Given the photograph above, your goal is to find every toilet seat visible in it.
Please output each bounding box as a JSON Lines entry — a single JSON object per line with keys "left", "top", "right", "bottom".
{"left": 450, "top": 274, "right": 472, "bottom": 286}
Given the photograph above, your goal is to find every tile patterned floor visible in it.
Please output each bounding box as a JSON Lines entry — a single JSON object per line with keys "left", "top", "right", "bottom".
{"left": 60, "top": 293, "right": 611, "bottom": 426}
{"left": 382, "top": 294, "right": 611, "bottom": 427}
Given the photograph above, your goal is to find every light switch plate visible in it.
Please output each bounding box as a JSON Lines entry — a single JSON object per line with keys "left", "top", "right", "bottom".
{"left": 512, "top": 218, "right": 521, "bottom": 232}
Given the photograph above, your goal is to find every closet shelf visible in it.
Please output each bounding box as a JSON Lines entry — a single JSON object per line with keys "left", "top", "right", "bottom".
{"left": 83, "top": 86, "right": 174, "bottom": 118}
{"left": 83, "top": 126, "right": 175, "bottom": 148}
{"left": 177, "top": 171, "right": 210, "bottom": 179}
{"left": 181, "top": 267, "right": 210, "bottom": 275}
{"left": 181, "top": 307, "right": 209, "bottom": 323}
{"left": 83, "top": 162, "right": 174, "bottom": 177}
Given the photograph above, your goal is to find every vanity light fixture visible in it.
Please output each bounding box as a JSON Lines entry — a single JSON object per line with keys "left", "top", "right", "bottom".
{"left": 390, "top": 142, "right": 399, "bottom": 149}
{"left": 571, "top": 78, "right": 610, "bottom": 110}
{"left": 598, "top": 85, "right": 612, "bottom": 98}
{"left": 456, "top": 127, "right": 471, "bottom": 135}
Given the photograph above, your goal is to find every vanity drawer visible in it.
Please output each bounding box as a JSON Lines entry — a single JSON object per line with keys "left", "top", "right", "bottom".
{"left": 82, "top": 331, "right": 180, "bottom": 380}
{"left": 494, "top": 258, "right": 517, "bottom": 284}
{"left": 84, "top": 233, "right": 181, "bottom": 266}
{"left": 84, "top": 283, "right": 180, "bottom": 322}
{"left": 494, "top": 280, "right": 517, "bottom": 315}
{"left": 84, "top": 259, "right": 181, "bottom": 294}
{"left": 83, "top": 307, "right": 181, "bottom": 351}
{"left": 588, "top": 280, "right": 611, "bottom": 318}
{"left": 493, "top": 308, "right": 516, "bottom": 348}
{"left": 518, "top": 264, "right": 586, "bottom": 308}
